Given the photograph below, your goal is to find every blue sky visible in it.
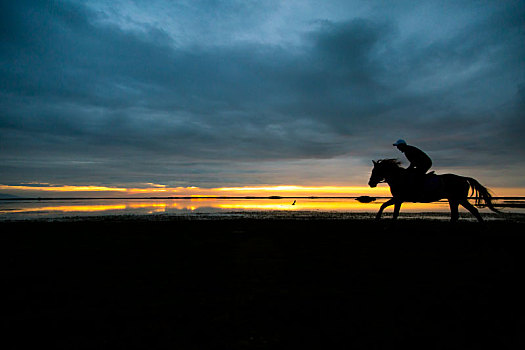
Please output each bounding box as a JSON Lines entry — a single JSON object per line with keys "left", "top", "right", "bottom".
{"left": 1, "top": 0, "right": 524, "bottom": 191}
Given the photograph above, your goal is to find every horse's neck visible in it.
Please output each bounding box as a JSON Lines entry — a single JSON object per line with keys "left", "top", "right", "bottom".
{"left": 385, "top": 167, "right": 405, "bottom": 185}
{"left": 384, "top": 169, "right": 406, "bottom": 198}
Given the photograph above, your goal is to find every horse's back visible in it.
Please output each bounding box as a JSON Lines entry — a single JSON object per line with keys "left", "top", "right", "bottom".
{"left": 437, "top": 173, "right": 471, "bottom": 199}
{"left": 407, "top": 173, "right": 460, "bottom": 202}
{"left": 423, "top": 173, "right": 441, "bottom": 192}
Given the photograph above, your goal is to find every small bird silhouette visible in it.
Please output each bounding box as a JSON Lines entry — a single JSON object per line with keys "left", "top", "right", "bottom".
{"left": 292, "top": 200, "right": 296, "bottom": 205}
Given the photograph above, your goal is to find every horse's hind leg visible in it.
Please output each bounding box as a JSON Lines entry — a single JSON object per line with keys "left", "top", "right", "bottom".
{"left": 448, "top": 199, "right": 459, "bottom": 222}
{"left": 459, "top": 199, "right": 484, "bottom": 223}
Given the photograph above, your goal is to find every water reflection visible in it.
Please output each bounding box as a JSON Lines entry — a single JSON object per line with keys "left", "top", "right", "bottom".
{"left": 2, "top": 197, "right": 520, "bottom": 220}
{"left": 215, "top": 199, "right": 450, "bottom": 212}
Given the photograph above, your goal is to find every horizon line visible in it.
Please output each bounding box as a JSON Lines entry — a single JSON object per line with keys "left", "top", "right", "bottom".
{"left": 2, "top": 196, "right": 524, "bottom": 201}
{"left": 2, "top": 183, "right": 525, "bottom": 198}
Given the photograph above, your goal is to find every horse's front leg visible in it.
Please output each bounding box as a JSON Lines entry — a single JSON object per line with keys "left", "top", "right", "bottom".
{"left": 392, "top": 201, "right": 403, "bottom": 220}
{"left": 375, "top": 198, "right": 397, "bottom": 220}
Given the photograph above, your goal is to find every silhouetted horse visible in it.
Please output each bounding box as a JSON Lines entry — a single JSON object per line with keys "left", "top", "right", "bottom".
{"left": 368, "top": 159, "right": 500, "bottom": 222}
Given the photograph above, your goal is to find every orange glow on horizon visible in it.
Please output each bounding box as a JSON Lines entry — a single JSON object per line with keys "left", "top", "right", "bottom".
{"left": 3, "top": 198, "right": 509, "bottom": 216}
{"left": 216, "top": 185, "right": 375, "bottom": 193}
{"left": 0, "top": 183, "right": 391, "bottom": 197}
{"left": 1, "top": 183, "right": 524, "bottom": 198}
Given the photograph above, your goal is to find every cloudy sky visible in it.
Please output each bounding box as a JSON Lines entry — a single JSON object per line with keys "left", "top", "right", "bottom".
{"left": 1, "top": 0, "right": 524, "bottom": 195}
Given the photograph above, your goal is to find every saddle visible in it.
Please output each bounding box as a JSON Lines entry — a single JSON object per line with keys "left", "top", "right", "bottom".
{"left": 422, "top": 172, "right": 441, "bottom": 192}
{"left": 406, "top": 171, "right": 441, "bottom": 200}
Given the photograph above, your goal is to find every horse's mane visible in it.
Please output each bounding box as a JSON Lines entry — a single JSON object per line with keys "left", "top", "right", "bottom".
{"left": 376, "top": 158, "right": 403, "bottom": 168}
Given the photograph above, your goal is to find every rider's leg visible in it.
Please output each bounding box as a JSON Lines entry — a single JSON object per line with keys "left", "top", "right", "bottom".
{"left": 412, "top": 168, "right": 426, "bottom": 200}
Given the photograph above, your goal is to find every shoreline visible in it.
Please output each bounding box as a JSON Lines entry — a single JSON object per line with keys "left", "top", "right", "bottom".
{"left": 1, "top": 210, "right": 525, "bottom": 223}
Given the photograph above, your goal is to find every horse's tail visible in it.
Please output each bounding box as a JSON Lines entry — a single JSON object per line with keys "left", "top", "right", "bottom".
{"left": 465, "top": 177, "right": 501, "bottom": 213}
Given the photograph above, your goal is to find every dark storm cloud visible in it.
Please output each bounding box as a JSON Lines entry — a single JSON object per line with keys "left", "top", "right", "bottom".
{"left": 1, "top": 0, "right": 524, "bottom": 186}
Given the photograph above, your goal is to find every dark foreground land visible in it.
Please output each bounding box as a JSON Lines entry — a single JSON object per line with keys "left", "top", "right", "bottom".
{"left": 2, "top": 215, "right": 525, "bottom": 349}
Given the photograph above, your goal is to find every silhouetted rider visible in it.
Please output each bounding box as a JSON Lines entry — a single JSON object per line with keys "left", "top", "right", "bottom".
{"left": 393, "top": 139, "right": 432, "bottom": 175}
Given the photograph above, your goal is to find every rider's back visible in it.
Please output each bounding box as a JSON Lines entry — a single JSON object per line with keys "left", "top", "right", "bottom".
{"left": 403, "top": 145, "right": 432, "bottom": 170}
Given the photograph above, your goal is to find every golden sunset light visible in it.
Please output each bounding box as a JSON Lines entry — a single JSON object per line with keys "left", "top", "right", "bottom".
{"left": 1, "top": 183, "right": 524, "bottom": 199}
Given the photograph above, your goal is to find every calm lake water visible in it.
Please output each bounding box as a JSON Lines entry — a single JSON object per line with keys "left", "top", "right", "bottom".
{"left": 1, "top": 197, "right": 524, "bottom": 220}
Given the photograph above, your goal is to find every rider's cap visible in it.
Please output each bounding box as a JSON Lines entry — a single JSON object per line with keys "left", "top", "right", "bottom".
{"left": 393, "top": 139, "right": 407, "bottom": 146}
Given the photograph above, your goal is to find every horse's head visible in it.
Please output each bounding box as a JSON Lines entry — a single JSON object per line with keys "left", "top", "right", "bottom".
{"left": 368, "top": 160, "right": 383, "bottom": 188}
{"left": 368, "top": 159, "right": 401, "bottom": 187}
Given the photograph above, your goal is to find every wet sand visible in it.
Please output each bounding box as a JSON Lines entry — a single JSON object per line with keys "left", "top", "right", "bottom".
{"left": 2, "top": 214, "right": 525, "bottom": 349}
